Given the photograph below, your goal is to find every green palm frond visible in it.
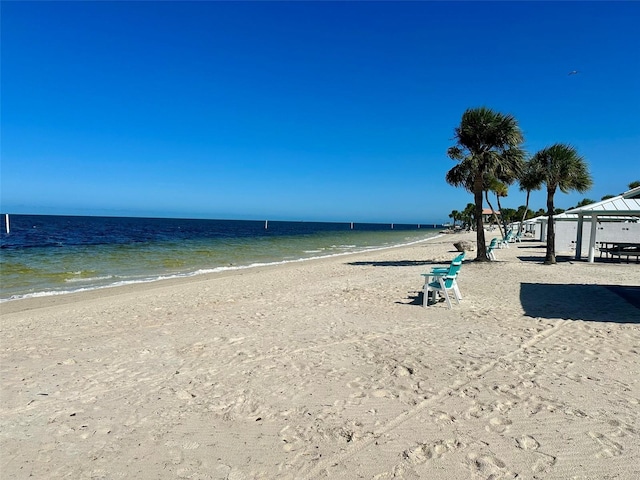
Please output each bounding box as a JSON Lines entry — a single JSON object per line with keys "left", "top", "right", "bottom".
{"left": 519, "top": 159, "right": 543, "bottom": 192}
{"left": 447, "top": 146, "right": 464, "bottom": 161}
{"left": 445, "top": 162, "right": 475, "bottom": 192}
{"left": 531, "top": 144, "right": 593, "bottom": 193}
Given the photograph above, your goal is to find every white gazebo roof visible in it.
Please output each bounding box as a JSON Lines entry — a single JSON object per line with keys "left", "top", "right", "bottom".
{"left": 564, "top": 186, "right": 640, "bottom": 216}
{"left": 519, "top": 187, "right": 640, "bottom": 227}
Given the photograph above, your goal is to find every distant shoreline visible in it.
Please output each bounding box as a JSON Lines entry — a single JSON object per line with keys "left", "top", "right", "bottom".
{"left": 1, "top": 232, "right": 446, "bottom": 313}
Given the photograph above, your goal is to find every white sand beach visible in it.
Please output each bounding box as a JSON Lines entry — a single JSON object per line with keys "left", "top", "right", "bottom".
{"left": 1, "top": 233, "right": 639, "bottom": 479}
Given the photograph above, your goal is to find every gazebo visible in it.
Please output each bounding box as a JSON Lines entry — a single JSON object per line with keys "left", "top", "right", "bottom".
{"left": 564, "top": 186, "right": 640, "bottom": 262}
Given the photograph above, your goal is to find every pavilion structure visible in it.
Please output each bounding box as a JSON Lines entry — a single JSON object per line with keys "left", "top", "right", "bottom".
{"left": 563, "top": 186, "right": 640, "bottom": 262}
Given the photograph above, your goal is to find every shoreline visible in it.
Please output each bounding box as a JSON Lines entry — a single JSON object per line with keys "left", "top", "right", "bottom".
{"left": 0, "top": 232, "right": 448, "bottom": 315}
{"left": 2, "top": 232, "right": 639, "bottom": 478}
{"left": 1, "top": 230, "right": 446, "bottom": 308}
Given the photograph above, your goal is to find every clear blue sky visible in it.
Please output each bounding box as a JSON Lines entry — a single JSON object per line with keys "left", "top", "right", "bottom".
{"left": 2, "top": 1, "right": 639, "bottom": 223}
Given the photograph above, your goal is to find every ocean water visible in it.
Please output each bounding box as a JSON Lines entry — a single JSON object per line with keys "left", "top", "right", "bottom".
{"left": 0, "top": 215, "right": 442, "bottom": 301}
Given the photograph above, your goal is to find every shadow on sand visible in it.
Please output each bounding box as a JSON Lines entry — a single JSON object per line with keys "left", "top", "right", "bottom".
{"left": 517, "top": 255, "right": 636, "bottom": 265}
{"left": 520, "top": 283, "right": 640, "bottom": 323}
{"left": 517, "top": 256, "right": 575, "bottom": 263}
{"left": 347, "top": 260, "right": 445, "bottom": 267}
{"left": 398, "top": 291, "right": 424, "bottom": 306}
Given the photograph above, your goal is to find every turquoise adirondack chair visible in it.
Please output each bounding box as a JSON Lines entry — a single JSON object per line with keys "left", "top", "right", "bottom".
{"left": 487, "top": 238, "right": 498, "bottom": 260}
{"left": 422, "top": 259, "right": 462, "bottom": 308}
{"left": 498, "top": 231, "right": 513, "bottom": 248}
{"left": 429, "top": 251, "right": 465, "bottom": 275}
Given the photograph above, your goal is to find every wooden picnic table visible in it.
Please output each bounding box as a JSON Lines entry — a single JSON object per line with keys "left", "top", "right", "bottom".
{"left": 598, "top": 242, "right": 640, "bottom": 263}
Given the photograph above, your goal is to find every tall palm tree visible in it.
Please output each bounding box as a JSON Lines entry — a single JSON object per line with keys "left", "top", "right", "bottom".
{"left": 486, "top": 177, "right": 510, "bottom": 238}
{"left": 446, "top": 107, "right": 525, "bottom": 260}
{"left": 530, "top": 144, "right": 593, "bottom": 264}
{"left": 518, "top": 159, "right": 542, "bottom": 233}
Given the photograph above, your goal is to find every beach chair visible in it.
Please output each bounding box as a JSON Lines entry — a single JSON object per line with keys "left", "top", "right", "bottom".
{"left": 425, "top": 252, "right": 465, "bottom": 300}
{"left": 422, "top": 260, "right": 462, "bottom": 309}
{"left": 429, "top": 252, "right": 465, "bottom": 275}
{"left": 498, "top": 231, "right": 513, "bottom": 248}
{"left": 487, "top": 238, "right": 498, "bottom": 260}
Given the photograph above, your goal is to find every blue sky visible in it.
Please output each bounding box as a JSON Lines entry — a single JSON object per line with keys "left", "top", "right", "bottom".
{"left": 2, "top": 1, "right": 639, "bottom": 223}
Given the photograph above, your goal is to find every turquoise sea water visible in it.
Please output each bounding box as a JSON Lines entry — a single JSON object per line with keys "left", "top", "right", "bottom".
{"left": 0, "top": 215, "right": 442, "bottom": 301}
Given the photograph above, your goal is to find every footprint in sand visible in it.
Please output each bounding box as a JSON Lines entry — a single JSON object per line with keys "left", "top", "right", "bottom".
{"left": 515, "top": 435, "right": 539, "bottom": 450}
{"left": 514, "top": 435, "right": 558, "bottom": 473}
{"left": 466, "top": 403, "right": 487, "bottom": 419}
{"left": 373, "top": 463, "right": 420, "bottom": 480}
{"left": 402, "top": 438, "right": 464, "bottom": 466}
{"left": 588, "top": 431, "right": 623, "bottom": 457}
{"left": 465, "top": 452, "right": 516, "bottom": 479}
{"left": 531, "top": 452, "right": 557, "bottom": 474}
{"left": 429, "top": 410, "right": 456, "bottom": 425}
{"left": 486, "top": 416, "right": 512, "bottom": 433}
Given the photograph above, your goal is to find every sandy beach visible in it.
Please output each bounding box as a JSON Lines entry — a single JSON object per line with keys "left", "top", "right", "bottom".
{"left": 1, "top": 232, "right": 639, "bottom": 479}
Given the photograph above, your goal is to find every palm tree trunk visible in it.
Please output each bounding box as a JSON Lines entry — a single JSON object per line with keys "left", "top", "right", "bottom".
{"left": 545, "top": 188, "right": 556, "bottom": 264}
{"left": 520, "top": 190, "right": 531, "bottom": 234}
{"left": 485, "top": 191, "right": 503, "bottom": 239}
{"left": 474, "top": 176, "right": 488, "bottom": 260}
{"left": 495, "top": 193, "right": 508, "bottom": 238}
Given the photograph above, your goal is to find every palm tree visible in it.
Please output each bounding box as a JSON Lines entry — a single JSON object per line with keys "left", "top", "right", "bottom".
{"left": 446, "top": 107, "right": 525, "bottom": 260}
{"left": 486, "top": 177, "right": 510, "bottom": 238}
{"left": 530, "top": 144, "right": 593, "bottom": 264}
{"left": 461, "top": 203, "right": 476, "bottom": 230}
{"left": 629, "top": 180, "right": 640, "bottom": 189}
{"left": 484, "top": 188, "right": 501, "bottom": 235}
{"left": 449, "top": 210, "right": 460, "bottom": 228}
{"left": 500, "top": 208, "right": 518, "bottom": 224}
{"left": 515, "top": 205, "right": 532, "bottom": 222}
{"left": 518, "top": 159, "right": 542, "bottom": 233}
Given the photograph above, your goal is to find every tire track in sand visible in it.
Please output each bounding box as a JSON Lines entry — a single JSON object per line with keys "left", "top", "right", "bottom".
{"left": 301, "top": 319, "right": 569, "bottom": 478}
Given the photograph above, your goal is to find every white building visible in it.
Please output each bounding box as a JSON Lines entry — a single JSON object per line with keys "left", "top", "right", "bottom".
{"left": 523, "top": 186, "right": 640, "bottom": 262}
